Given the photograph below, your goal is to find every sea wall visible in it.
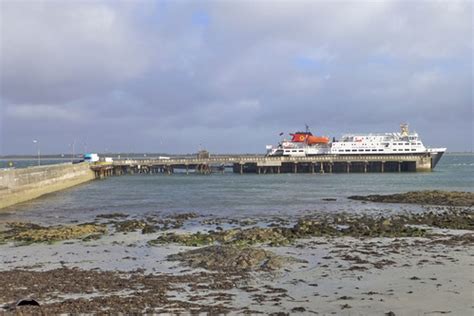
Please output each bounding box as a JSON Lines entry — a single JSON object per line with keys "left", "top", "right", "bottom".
{"left": 0, "top": 163, "right": 96, "bottom": 209}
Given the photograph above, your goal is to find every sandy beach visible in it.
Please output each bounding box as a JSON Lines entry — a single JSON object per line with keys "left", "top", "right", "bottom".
{"left": 0, "top": 192, "right": 473, "bottom": 315}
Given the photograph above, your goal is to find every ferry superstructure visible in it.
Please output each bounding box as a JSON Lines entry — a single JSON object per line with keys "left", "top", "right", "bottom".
{"left": 266, "top": 124, "right": 446, "bottom": 168}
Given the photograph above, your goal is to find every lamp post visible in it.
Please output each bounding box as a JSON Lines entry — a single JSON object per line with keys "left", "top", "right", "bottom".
{"left": 33, "top": 140, "right": 40, "bottom": 166}
{"left": 70, "top": 140, "right": 76, "bottom": 163}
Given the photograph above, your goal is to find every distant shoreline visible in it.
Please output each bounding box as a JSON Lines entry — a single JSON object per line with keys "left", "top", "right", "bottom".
{"left": 1, "top": 151, "right": 472, "bottom": 160}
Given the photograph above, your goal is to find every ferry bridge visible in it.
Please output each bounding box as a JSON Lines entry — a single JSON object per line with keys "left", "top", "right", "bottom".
{"left": 90, "top": 153, "right": 435, "bottom": 179}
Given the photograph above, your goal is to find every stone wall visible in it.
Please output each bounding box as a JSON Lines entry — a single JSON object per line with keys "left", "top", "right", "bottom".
{"left": 0, "top": 163, "right": 96, "bottom": 209}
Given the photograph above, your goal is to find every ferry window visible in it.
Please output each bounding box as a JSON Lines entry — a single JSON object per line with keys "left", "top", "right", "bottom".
{"left": 345, "top": 150, "right": 350, "bottom": 152}
{"left": 378, "top": 149, "right": 383, "bottom": 151}
{"left": 393, "top": 149, "right": 397, "bottom": 151}
{"left": 411, "top": 149, "right": 416, "bottom": 151}
{"left": 291, "top": 150, "right": 297, "bottom": 152}
{"left": 299, "top": 150, "right": 303, "bottom": 152}
{"left": 358, "top": 149, "right": 364, "bottom": 152}
{"left": 405, "top": 143, "right": 409, "bottom": 145}
{"left": 352, "top": 149, "right": 357, "bottom": 152}
{"left": 365, "top": 149, "right": 370, "bottom": 152}
{"left": 372, "top": 149, "right": 377, "bottom": 151}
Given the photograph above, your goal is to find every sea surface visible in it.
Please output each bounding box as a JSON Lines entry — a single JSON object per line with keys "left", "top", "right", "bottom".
{"left": 1, "top": 153, "right": 472, "bottom": 224}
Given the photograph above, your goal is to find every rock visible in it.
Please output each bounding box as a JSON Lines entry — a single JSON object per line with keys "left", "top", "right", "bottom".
{"left": 95, "top": 213, "right": 128, "bottom": 219}
{"left": 167, "top": 212, "right": 198, "bottom": 220}
{"left": 114, "top": 220, "right": 147, "bottom": 233}
{"left": 141, "top": 225, "right": 158, "bottom": 234}
{"left": 0, "top": 222, "right": 107, "bottom": 244}
{"left": 167, "top": 245, "right": 297, "bottom": 272}
{"left": 348, "top": 190, "right": 474, "bottom": 207}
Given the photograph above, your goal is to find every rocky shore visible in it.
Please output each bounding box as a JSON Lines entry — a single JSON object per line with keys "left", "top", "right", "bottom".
{"left": 1, "top": 190, "right": 473, "bottom": 314}
{"left": 348, "top": 190, "right": 474, "bottom": 207}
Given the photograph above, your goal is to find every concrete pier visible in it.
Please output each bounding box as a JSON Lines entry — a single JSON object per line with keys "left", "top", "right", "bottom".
{"left": 90, "top": 153, "right": 439, "bottom": 177}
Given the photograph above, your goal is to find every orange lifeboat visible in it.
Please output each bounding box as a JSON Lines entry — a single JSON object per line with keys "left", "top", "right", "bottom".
{"left": 307, "top": 135, "right": 329, "bottom": 145}
{"left": 290, "top": 132, "right": 329, "bottom": 144}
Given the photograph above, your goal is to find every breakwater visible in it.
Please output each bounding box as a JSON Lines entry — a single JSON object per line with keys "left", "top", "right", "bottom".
{"left": 0, "top": 163, "right": 95, "bottom": 209}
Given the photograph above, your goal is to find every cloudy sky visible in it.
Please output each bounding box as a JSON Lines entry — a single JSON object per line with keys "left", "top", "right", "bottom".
{"left": 0, "top": 0, "right": 472, "bottom": 155}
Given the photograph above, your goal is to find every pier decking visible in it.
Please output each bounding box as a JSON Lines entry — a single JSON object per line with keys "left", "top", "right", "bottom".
{"left": 91, "top": 153, "right": 435, "bottom": 178}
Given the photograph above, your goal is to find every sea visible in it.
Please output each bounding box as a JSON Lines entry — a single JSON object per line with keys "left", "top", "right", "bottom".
{"left": 0, "top": 153, "right": 472, "bottom": 225}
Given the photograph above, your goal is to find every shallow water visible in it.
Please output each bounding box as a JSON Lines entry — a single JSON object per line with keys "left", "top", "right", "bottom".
{"left": 1, "top": 153, "right": 472, "bottom": 224}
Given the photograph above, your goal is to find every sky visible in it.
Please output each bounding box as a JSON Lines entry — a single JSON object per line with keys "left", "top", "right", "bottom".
{"left": 0, "top": 0, "right": 472, "bottom": 155}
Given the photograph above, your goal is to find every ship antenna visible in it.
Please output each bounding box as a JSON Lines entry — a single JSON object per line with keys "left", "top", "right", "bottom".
{"left": 305, "top": 124, "right": 310, "bottom": 133}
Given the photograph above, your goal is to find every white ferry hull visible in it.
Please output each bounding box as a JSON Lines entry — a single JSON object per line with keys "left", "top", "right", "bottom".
{"left": 266, "top": 125, "right": 447, "bottom": 169}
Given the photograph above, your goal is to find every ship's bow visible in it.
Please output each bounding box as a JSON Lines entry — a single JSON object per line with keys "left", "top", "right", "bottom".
{"left": 428, "top": 148, "right": 447, "bottom": 169}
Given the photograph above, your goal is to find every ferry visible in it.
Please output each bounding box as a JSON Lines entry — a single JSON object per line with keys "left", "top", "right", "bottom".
{"left": 266, "top": 124, "right": 446, "bottom": 167}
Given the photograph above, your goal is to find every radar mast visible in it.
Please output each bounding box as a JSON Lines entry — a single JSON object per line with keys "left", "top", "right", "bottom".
{"left": 400, "top": 123, "right": 409, "bottom": 137}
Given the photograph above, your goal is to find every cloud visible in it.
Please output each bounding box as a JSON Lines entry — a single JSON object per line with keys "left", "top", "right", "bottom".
{"left": 5, "top": 104, "right": 83, "bottom": 121}
{"left": 0, "top": 1, "right": 150, "bottom": 104}
{"left": 0, "top": 0, "right": 472, "bottom": 154}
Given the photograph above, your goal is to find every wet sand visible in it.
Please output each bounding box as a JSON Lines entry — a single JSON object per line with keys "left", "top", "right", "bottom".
{"left": 1, "top": 192, "right": 473, "bottom": 315}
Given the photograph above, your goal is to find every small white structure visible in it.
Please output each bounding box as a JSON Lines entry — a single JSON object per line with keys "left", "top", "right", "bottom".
{"left": 84, "top": 153, "right": 99, "bottom": 162}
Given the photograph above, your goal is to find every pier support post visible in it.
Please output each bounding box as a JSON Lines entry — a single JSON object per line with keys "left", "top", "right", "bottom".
{"left": 240, "top": 164, "right": 243, "bottom": 175}
{"left": 277, "top": 166, "right": 280, "bottom": 174}
{"left": 346, "top": 162, "right": 351, "bottom": 173}
{"left": 398, "top": 161, "right": 402, "bottom": 173}
{"left": 381, "top": 161, "right": 385, "bottom": 173}
{"left": 364, "top": 162, "right": 368, "bottom": 173}
{"left": 329, "top": 162, "right": 333, "bottom": 173}
{"left": 320, "top": 162, "right": 324, "bottom": 174}
{"left": 294, "top": 163, "right": 297, "bottom": 174}
{"left": 186, "top": 165, "right": 189, "bottom": 175}
{"left": 311, "top": 162, "right": 315, "bottom": 174}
